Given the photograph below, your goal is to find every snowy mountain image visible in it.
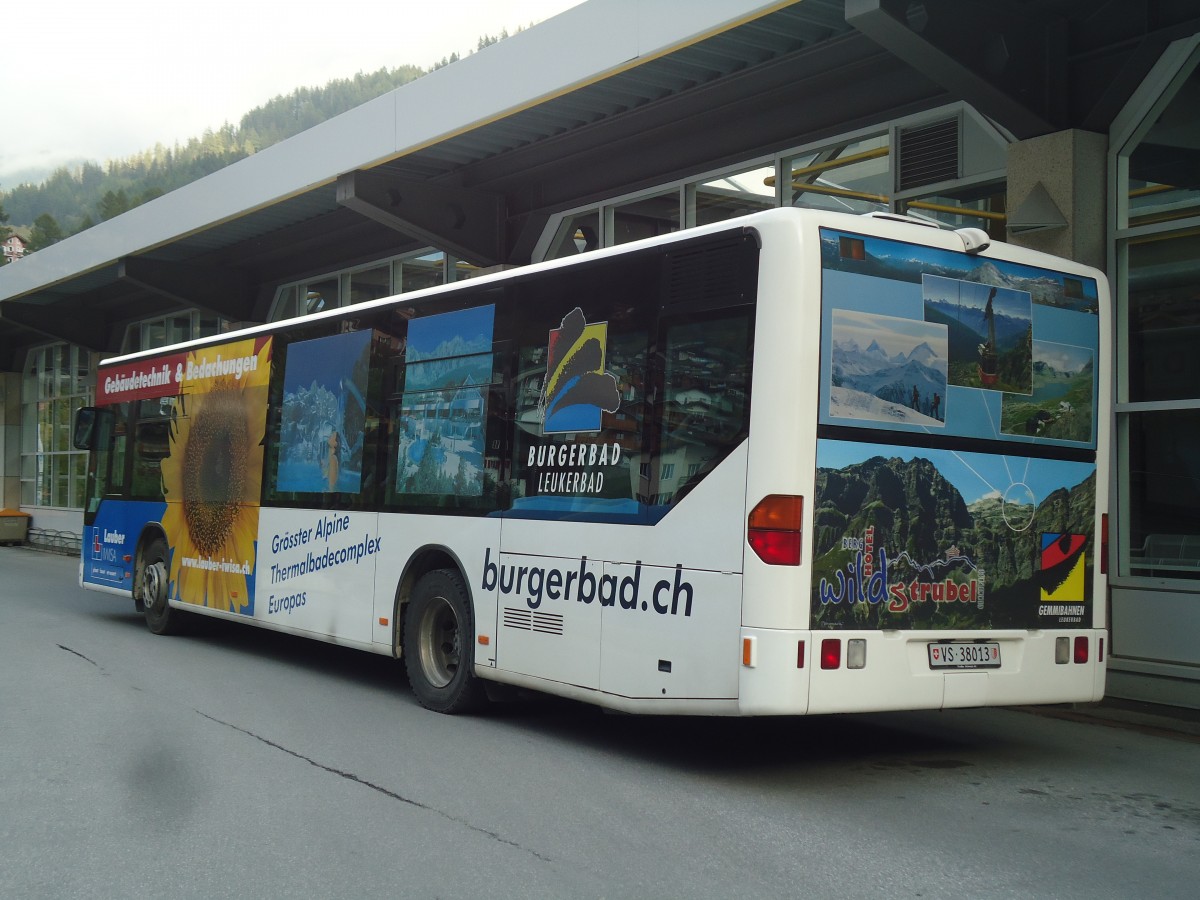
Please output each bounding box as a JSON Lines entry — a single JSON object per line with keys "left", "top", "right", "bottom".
{"left": 820, "top": 230, "right": 1098, "bottom": 314}
{"left": 922, "top": 274, "right": 1032, "bottom": 351}
{"left": 829, "top": 310, "right": 948, "bottom": 426}
{"left": 276, "top": 329, "right": 372, "bottom": 494}
{"left": 961, "top": 261, "right": 1096, "bottom": 313}
{"left": 906, "top": 341, "right": 939, "bottom": 365}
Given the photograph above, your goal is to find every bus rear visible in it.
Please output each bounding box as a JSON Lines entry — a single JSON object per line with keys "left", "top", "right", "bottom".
{"left": 739, "top": 211, "right": 1108, "bottom": 715}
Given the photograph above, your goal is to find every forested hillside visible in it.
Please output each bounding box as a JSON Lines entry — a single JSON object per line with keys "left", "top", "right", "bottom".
{"left": 0, "top": 29, "right": 517, "bottom": 251}
{"left": 0, "top": 66, "right": 423, "bottom": 243}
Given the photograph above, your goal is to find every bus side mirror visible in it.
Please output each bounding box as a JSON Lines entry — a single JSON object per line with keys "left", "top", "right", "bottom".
{"left": 73, "top": 407, "right": 103, "bottom": 450}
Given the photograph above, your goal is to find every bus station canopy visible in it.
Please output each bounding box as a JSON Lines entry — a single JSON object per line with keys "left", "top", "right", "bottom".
{"left": 1, "top": 0, "right": 1195, "bottom": 368}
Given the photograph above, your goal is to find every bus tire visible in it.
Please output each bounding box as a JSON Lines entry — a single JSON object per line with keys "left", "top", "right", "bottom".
{"left": 404, "top": 568, "right": 483, "bottom": 714}
{"left": 141, "top": 538, "right": 185, "bottom": 635}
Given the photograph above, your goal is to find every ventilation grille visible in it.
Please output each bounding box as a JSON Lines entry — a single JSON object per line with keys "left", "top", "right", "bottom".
{"left": 663, "top": 234, "right": 755, "bottom": 310}
{"left": 503, "top": 608, "right": 565, "bottom": 635}
{"left": 897, "top": 118, "right": 960, "bottom": 191}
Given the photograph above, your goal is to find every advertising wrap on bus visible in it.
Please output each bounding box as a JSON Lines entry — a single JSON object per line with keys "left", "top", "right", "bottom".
{"left": 814, "top": 228, "right": 1101, "bottom": 631}
{"left": 76, "top": 208, "right": 1108, "bottom": 716}
{"left": 92, "top": 336, "right": 272, "bottom": 614}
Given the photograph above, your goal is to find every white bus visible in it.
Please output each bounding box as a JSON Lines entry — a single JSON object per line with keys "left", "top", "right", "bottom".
{"left": 76, "top": 207, "right": 1110, "bottom": 715}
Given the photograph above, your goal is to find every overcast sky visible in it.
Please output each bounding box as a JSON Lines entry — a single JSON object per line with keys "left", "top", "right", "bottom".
{"left": 3, "top": 0, "right": 581, "bottom": 187}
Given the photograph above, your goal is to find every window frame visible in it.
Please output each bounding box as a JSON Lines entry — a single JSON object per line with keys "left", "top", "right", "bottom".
{"left": 1108, "top": 35, "right": 1200, "bottom": 587}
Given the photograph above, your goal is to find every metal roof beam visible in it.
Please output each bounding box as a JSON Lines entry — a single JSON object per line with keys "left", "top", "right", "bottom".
{"left": 846, "top": 0, "right": 1064, "bottom": 138}
{"left": 117, "top": 258, "right": 257, "bottom": 322}
{"left": 0, "top": 297, "right": 115, "bottom": 352}
{"left": 337, "top": 171, "right": 505, "bottom": 267}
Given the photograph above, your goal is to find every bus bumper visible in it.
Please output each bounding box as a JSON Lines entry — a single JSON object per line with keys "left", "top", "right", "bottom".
{"left": 737, "top": 628, "right": 1106, "bottom": 716}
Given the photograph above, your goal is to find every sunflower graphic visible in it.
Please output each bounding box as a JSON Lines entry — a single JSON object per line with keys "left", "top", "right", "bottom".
{"left": 160, "top": 337, "right": 272, "bottom": 614}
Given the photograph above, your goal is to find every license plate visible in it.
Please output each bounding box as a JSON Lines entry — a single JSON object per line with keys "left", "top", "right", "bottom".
{"left": 928, "top": 642, "right": 1001, "bottom": 669}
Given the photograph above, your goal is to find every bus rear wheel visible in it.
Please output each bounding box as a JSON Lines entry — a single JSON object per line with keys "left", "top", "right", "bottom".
{"left": 141, "top": 538, "right": 185, "bottom": 635}
{"left": 404, "top": 569, "right": 483, "bottom": 714}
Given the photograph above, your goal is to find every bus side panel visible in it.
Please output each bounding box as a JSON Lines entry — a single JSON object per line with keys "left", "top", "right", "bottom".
{"left": 370, "top": 515, "right": 503, "bottom": 657}
{"left": 254, "top": 507, "right": 381, "bottom": 645}
{"left": 599, "top": 564, "right": 741, "bottom": 699}
{"left": 492, "top": 549, "right": 603, "bottom": 689}
{"left": 740, "top": 214, "right": 820, "bottom": 634}
{"left": 495, "top": 443, "right": 750, "bottom": 697}
{"left": 82, "top": 499, "right": 166, "bottom": 593}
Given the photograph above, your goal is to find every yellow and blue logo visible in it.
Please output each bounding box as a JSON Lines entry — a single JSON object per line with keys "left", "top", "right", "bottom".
{"left": 538, "top": 308, "right": 621, "bottom": 434}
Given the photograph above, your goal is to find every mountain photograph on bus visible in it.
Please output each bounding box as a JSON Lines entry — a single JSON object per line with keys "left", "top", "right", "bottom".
{"left": 275, "top": 329, "right": 372, "bottom": 494}
{"left": 820, "top": 230, "right": 1099, "bottom": 315}
{"left": 921, "top": 274, "right": 1034, "bottom": 394}
{"left": 1000, "top": 341, "right": 1095, "bottom": 443}
{"left": 828, "top": 309, "right": 948, "bottom": 426}
{"left": 810, "top": 440, "right": 1096, "bottom": 631}
{"left": 819, "top": 228, "right": 1099, "bottom": 453}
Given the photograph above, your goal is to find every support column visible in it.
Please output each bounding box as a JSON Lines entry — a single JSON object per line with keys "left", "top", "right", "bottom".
{"left": 0, "top": 373, "right": 20, "bottom": 509}
{"left": 1006, "top": 130, "right": 1108, "bottom": 270}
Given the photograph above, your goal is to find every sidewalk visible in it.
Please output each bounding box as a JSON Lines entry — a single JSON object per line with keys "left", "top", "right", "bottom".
{"left": 1018, "top": 697, "right": 1200, "bottom": 742}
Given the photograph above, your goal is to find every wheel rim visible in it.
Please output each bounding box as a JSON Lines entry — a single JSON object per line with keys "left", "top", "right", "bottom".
{"left": 416, "top": 595, "right": 460, "bottom": 689}
{"left": 142, "top": 560, "right": 168, "bottom": 610}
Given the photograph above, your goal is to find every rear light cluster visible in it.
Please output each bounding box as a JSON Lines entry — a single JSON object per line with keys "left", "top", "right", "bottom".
{"left": 748, "top": 495, "right": 803, "bottom": 566}
{"left": 1056, "top": 635, "right": 1101, "bottom": 664}
{"left": 820, "top": 637, "right": 866, "bottom": 670}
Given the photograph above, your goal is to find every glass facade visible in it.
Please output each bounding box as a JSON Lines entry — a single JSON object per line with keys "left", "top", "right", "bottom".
{"left": 123, "top": 311, "right": 222, "bottom": 354}
{"left": 1114, "top": 47, "right": 1200, "bottom": 582}
{"left": 898, "top": 182, "right": 1008, "bottom": 241}
{"left": 1126, "top": 58, "right": 1200, "bottom": 230}
{"left": 268, "top": 250, "right": 460, "bottom": 323}
{"left": 691, "top": 164, "right": 776, "bottom": 226}
{"left": 19, "top": 313, "right": 223, "bottom": 513}
{"left": 611, "top": 189, "right": 681, "bottom": 245}
{"left": 540, "top": 106, "right": 1011, "bottom": 261}
{"left": 20, "top": 344, "right": 93, "bottom": 508}
{"left": 784, "top": 135, "right": 890, "bottom": 215}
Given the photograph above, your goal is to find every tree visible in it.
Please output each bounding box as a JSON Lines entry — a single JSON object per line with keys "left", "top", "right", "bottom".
{"left": 28, "top": 213, "right": 64, "bottom": 250}
{"left": 98, "top": 189, "right": 131, "bottom": 221}
{"left": 1, "top": 62, "right": 427, "bottom": 232}
{"left": 0, "top": 198, "right": 10, "bottom": 242}
{"left": 477, "top": 29, "right": 509, "bottom": 50}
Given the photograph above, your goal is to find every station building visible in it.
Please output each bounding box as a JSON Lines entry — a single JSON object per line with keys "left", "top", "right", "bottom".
{"left": 1, "top": 0, "right": 1197, "bottom": 707}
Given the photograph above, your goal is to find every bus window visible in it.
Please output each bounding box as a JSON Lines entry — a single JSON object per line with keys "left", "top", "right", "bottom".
{"left": 508, "top": 278, "right": 653, "bottom": 521}
{"left": 654, "top": 308, "right": 753, "bottom": 504}
{"left": 110, "top": 414, "right": 129, "bottom": 494}
{"left": 387, "top": 303, "right": 502, "bottom": 510}
{"left": 131, "top": 397, "right": 173, "bottom": 500}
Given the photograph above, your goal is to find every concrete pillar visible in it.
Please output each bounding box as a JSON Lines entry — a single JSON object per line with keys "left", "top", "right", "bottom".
{"left": 1006, "top": 130, "right": 1108, "bottom": 270}
{"left": 0, "top": 373, "right": 20, "bottom": 509}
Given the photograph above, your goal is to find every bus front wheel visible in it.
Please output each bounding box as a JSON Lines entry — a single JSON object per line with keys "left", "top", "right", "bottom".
{"left": 404, "top": 569, "right": 484, "bottom": 714}
{"left": 141, "top": 539, "right": 185, "bottom": 635}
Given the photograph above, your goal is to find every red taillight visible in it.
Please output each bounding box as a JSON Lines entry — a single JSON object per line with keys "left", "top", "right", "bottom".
{"left": 1100, "top": 514, "right": 1109, "bottom": 575}
{"left": 747, "top": 530, "right": 801, "bottom": 566}
{"left": 797, "top": 639, "right": 806, "bottom": 669}
{"left": 748, "top": 495, "right": 803, "bottom": 565}
{"left": 1074, "top": 636, "right": 1089, "bottom": 664}
{"left": 821, "top": 638, "right": 841, "bottom": 669}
